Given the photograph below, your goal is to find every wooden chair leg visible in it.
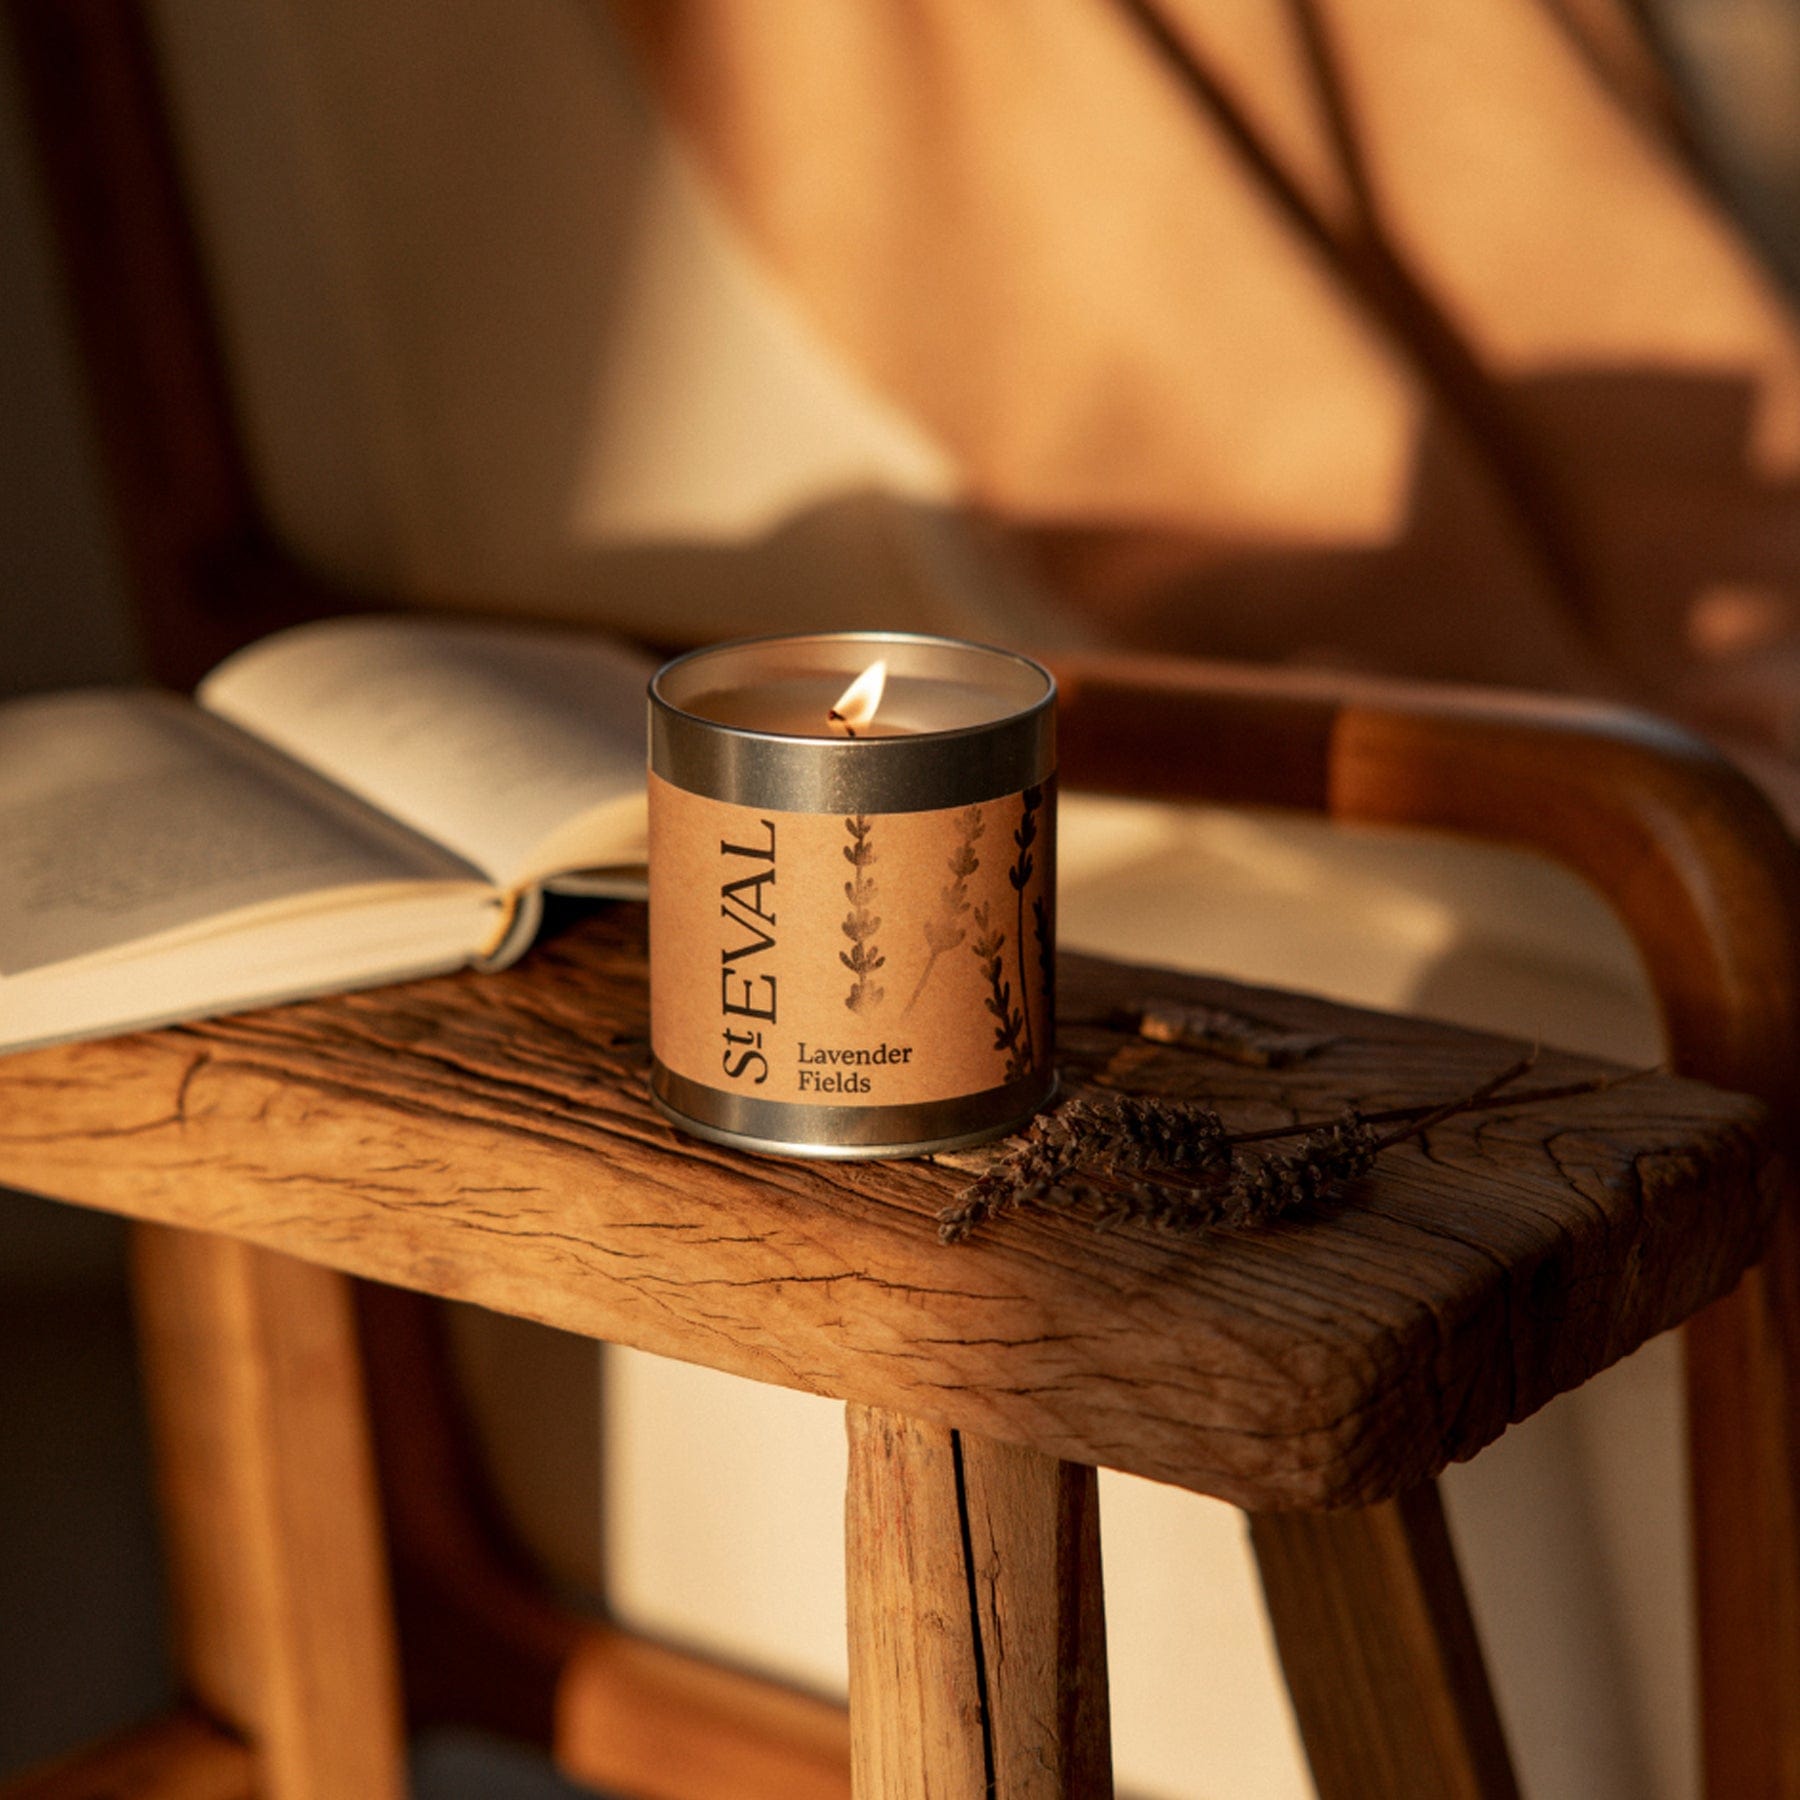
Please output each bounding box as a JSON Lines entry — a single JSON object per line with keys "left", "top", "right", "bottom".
{"left": 356, "top": 1283, "right": 852, "bottom": 1799}
{"left": 844, "top": 1404, "right": 1112, "bottom": 1798}
{"left": 130, "top": 1224, "right": 407, "bottom": 1800}
{"left": 1250, "top": 1481, "right": 1519, "bottom": 1800}
{"left": 1687, "top": 1221, "right": 1800, "bottom": 1800}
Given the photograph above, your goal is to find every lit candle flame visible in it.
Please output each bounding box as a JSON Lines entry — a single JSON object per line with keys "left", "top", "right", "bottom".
{"left": 828, "top": 659, "right": 888, "bottom": 735}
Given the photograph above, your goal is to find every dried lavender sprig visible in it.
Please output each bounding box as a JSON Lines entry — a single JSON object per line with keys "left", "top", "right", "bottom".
{"left": 940, "top": 1064, "right": 1494, "bottom": 1246}
{"left": 1046, "top": 1094, "right": 1232, "bottom": 1170}
{"left": 1043, "top": 1095, "right": 1229, "bottom": 1180}
{"left": 1081, "top": 1110, "right": 1381, "bottom": 1233}
{"left": 936, "top": 1052, "right": 1639, "bottom": 1244}
{"left": 936, "top": 1096, "right": 1232, "bottom": 1242}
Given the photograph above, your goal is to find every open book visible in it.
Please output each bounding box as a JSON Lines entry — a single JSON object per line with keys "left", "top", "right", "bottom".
{"left": 1, "top": 615, "right": 654, "bottom": 1052}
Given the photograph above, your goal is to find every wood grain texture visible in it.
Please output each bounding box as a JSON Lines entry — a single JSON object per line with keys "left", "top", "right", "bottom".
{"left": 0, "top": 1712, "right": 255, "bottom": 1800}
{"left": 1252, "top": 1485, "right": 1519, "bottom": 1800}
{"left": 131, "top": 1226, "right": 406, "bottom": 1800}
{"left": 846, "top": 1408, "right": 986, "bottom": 1797}
{"left": 0, "top": 909, "right": 1778, "bottom": 1513}
{"left": 956, "top": 1428, "right": 1111, "bottom": 1795}
{"left": 845, "top": 1406, "right": 1109, "bottom": 1798}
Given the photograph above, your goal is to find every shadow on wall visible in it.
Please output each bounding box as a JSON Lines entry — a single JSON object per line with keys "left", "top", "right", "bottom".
{"left": 1019, "top": 366, "right": 1800, "bottom": 711}
{"left": 402, "top": 363, "right": 1800, "bottom": 821}
{"left": 37, "top": 0, "right": 1793, "bottom": 745}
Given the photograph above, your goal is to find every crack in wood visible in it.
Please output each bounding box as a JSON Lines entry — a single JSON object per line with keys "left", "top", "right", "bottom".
{"left": 950, "top": 1429, "right": 999, "bottom": 1799}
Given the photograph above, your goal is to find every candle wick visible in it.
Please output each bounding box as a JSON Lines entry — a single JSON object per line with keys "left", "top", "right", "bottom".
{"left": 828, "top": 708, "right": 858, "bottom": 738}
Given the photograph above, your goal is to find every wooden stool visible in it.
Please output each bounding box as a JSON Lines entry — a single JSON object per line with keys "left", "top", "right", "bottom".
{"left": 0, "top": 893, "right": 1788, "bottom": 1800}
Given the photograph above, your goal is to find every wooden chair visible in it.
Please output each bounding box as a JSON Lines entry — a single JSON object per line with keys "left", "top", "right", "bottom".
{"left": 7, "top": 6, "right": 1800, "bottom": 1797}
{"left": 0, "top": 775, "right": 1794, "bottom": 1800}
{"left": 1055, "top": 657, "right": 1800, "bottom": 1799}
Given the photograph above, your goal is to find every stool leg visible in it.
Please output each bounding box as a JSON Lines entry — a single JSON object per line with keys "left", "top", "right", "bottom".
{"left": 130, "top": 1224, "right": 407, "bottom": 1800}
{"left": 844, "top": 1405, "right": 1111, "bottom": 1797}
{"left": 1250, "top": 1481, "right": 1519, "bottom": 1800}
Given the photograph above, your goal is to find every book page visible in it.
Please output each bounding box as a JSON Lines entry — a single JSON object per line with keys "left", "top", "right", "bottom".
{"left": 0, "top": 691, "right": 477, "bottom": 977}
{"left": 3, "top": 885, "right": 506, "bottom": 1053}
{"left": 200, "top": 617, "right": 654, "bottom": 888}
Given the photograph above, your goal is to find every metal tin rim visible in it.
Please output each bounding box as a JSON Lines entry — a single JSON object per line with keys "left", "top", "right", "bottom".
{"left": 651, "top": 630, "right": 1054, "bottom": 746}
{"left": 650, "top": 1074, "right": 1060, "bottom": 1161}
{"left": 652, "top": 1058, "right": 1057, "bottom": 1159}
{"left": 649, "top": 631, "right": 1055, "bottom": 813}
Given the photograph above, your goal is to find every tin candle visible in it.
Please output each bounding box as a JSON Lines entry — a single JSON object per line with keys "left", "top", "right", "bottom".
{"left": 648, "top": 632, "right": 1057, "bottom": 1157}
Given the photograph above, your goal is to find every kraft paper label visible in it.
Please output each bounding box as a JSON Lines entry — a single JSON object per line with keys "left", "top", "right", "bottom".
{"left": 650, "top": 773, "right": 1055, "bottom": 1109}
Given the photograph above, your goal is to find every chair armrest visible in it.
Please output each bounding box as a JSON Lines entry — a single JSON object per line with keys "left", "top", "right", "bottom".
{"left": 1050, "top": 652, "right": 1800, "bottom": 1107}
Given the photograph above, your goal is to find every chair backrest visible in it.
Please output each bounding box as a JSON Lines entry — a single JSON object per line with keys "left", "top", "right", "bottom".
{"left": 8, "top": 1, "right": 290, "bottom": 687}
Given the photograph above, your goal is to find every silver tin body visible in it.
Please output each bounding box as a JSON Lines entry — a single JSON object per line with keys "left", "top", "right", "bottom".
{"left": 649, "top": 632, "right": 1057, "bottom": 1158}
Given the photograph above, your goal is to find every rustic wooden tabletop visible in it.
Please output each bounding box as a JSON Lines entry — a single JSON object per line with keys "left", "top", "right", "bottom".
{"left": 0, "top": 903, "right": 1778, "bottom": 1511}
